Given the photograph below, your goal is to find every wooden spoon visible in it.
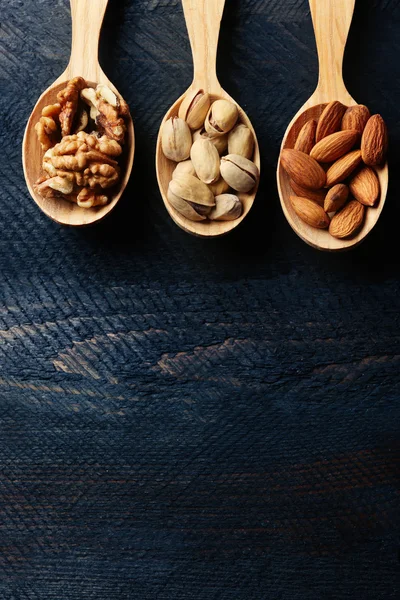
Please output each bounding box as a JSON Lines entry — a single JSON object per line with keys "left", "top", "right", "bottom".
{"left": 22, "top": 0, "right": 135, "bottom": 226}
{"left": 277, "top": 0, "right": 388, "bottom": 251}
{"left": 156, "top": 0, "right": 260, "bottom": 238}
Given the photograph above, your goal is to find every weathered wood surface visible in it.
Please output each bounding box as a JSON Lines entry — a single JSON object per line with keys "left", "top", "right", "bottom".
{"left": 0, "top": 0, "right": 399, "bottom": 598}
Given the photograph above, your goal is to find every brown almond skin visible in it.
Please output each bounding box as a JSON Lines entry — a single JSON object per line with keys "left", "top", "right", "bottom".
{"left": 349, "top": 166, "right": 380, "bottom": 206}
{"left": 310, "top": 130, "right": 359, "bottom": 163}
{"left": 294, "top": 119, "right": 317, "bottom": 154}
{"left": 326, "top": 150, "right": 362, "bottom": 187}
{"left": 316, "top": 101, "right": 347, "bottom": 142}
{"left": 329, "top": 200, "right": 365, "bottom": 239}
{"left": 290, "top": 196, "right": 330, "bottom": 229}
{"left": 290, "top": 180, "right": 326, "bottom": 206}
{"left": 361, "top": 114, "right": 388, "bottom": 166}
{"left": 324, "top": 184, "right": 349, "bottom": 213}
{"left": 281, "top": 149, "right": 326, "bottom": 190}
{"left": 341, "top": 105, "right": 370, "bottom": 135}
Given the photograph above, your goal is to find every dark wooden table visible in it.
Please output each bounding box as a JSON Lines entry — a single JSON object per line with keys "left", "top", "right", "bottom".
{"left": 1, "top": 1, "right": 399, "bottom": 598}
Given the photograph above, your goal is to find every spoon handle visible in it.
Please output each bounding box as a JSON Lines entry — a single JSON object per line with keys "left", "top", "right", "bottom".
{"left": 310, "top": 0, "right": 355, "bottom": 100}
{"left": 181, "top": 0, "right": 226, "bottom": 91}
{"left": 66, "top": 0, "right": 109, "bottom": 81}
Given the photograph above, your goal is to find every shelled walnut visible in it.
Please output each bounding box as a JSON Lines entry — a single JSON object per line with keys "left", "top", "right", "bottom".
{"left": 34, "top": 77, "right": 130, "bottom": 209}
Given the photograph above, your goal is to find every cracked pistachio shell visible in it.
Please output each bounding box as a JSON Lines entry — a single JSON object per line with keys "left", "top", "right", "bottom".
{"left": 220, "top": 154, "right": 259, "bottom": 193}
{"left": 169, "top": 174, "right": 215, "bottom": 208}
{"left": 209, "top": 194, "right": 243, "bottom": 221}
{"left": 178, "top": 89, "right": 211, "bottom": 130}
{"left": 205, "top": 100, "right": 239, "bottom": 136}
{"left": 172, "top": 160, "right": 197, "bottom": 179}
{"left": 228, "top": 124, "right": 254, "bottom": 159}
{"left": 208, "top": 177, "right": 230, "bottom": 196}
{"left": 190, "top": 138, "right": 220, "bottom": 184}
{"left": 167, "top": 186, "right": 207, "bottom": 221}
{"left": 162, "top": 117, "right": 192, "bottom": 162}
{"left": 193, "top": 128, "right": 228, "bottom": 155}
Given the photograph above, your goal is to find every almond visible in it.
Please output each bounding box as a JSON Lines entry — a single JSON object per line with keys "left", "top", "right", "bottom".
{"left": 349, "top": 166, "right": 380, "bottom": 206}
{"left": 290, "top": 179, "right": 326, "bottom": 206}
{"left": 310, "top": 130, "right": 359, "bottom": 163}
{"left": 329, "top": 200, "right": 365, "bottom": 239}
{"left": 341, "top": 105, "right": 370, "bottom": 135}
{"left": 294, "top": 119, "right": 317, "bottom": 154}
{"left": 361, "top": 114, "right": 388, "bottom": 166}
{"left": 290, "top": 196, "right": 330, "bottom": 229}
{"left": 326, "top": 150, "right": 362, "bottom": 187}
{"left": 281, "top": 149, "right": 326, "bottom": 190}
{"left": 324, "top": 184, "right": 349, "bottom": 213}
{"left": 316, "top": 101, "right": 347, "bottom": 142}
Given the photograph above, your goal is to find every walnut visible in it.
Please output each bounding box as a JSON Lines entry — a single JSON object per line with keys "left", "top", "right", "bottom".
{"left": 77, "top": 188, "right": 108, "bottom": 208}
{"left": 36, "top": 131, "right": 121, "bottom": 203}
{"left": 35, "top": 116, "right": 59, "bottom": 151}
{"left": 57, "top": 76, "right": 87, "bottom": 136}
{"left": 81, "top": 84, "right": 128, "bottom": 143}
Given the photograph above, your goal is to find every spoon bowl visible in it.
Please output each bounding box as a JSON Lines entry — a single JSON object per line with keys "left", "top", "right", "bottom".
{"left": 156, "top": 0, "right": 260, "bottom": 238}
{"left": 22, "top": 0, "right": 135, "bottom": 227}
{"left": 277, "top": 0, "right": 388, "bottom": 251}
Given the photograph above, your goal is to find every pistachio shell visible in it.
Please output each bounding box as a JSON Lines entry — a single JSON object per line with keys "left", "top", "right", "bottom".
{"left": 161, "top": 117, "right": 192, "bottom": 162}
{"left": 228, "top": 124, "right": 254, "bottom": 159}
{"left": 193, "top": 128, "right": 228, "bottom": 155}
{"left": 167, "top": 187, "right": 206, "bottom": 221}
{"left": 169, "top": 174, "right": 215, "bottom": 207}
{"left": 205, "top": 100, "right": 238, "bottom": 136}
{"left": 178, "top": 89, "right": 211, "bottom": 130}
{"left": 172, "top": 160, "right": 197, "bottom": 179}
{"left": 208, "top": 177, "right": 230, "bottom": 196}
{"left": 190, "top": 138, "right": 220, "bottom": 184}
{"left": 220, "top": 154, "right": 259, "bottom": 193}
{"left": 209, "top": 194, "right": 242, "bottom": 221}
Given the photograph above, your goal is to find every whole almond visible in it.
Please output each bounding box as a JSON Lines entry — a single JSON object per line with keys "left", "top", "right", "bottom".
{"left": 294, "top": 119, "right": 317, "bottom": 154}
{"left": 281, "top": 149, "right": 326, "bottom": 190}
{"left": 349, "top": 166, "right": 380, "bottom": 206}
{"left": 310, "top": 130, "right": 359, "bottom": 163}
{"left": 326, "top": 150, "right": 362, "bottom": 187}
{"left": 329, "top": 200, "right": 365, "bottom": 239}
{"left": 316, "top": 101, "right": 347, "bottom": 142}
{"left": 290, "top": 195, "right": 330, "bottom": 229}
{"left": 324, "top": 184, "right": 349, "bottom": 213}
{"left": 290, "top": 179, "right": 326, "bottom": 206}
{"left": 341, "top": 105, "right": 370, "bottom": 135}
{"left": 361, "top": 114, "right": 388, "bottom": 166}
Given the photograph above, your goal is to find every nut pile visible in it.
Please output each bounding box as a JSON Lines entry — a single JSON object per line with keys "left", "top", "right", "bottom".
{"left": 34, "top": 77, "right": 130, "bottom": 208}
{"left": 161, "top": 90, "right": 259, "bottom": 222}
{"left": 280, "top": 102, "right": 388, "bottom": 239}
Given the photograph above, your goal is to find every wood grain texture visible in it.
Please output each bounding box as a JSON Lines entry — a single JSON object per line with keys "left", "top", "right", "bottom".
{"left": 1, "top": 0, "right": 400, "bottom": 599}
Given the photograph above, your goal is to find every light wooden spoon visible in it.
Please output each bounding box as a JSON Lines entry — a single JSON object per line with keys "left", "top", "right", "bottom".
{"left": 22, "top": 0, "right": 135, "bottom": 226}
{"left": 156, "top": 0, "right": 260, "bottom": 238}
{"left": 277, "top": 0, "right": 388, "bottom": 252}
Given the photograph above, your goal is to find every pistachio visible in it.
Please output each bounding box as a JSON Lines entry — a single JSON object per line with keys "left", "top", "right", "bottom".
{"left": 220, "top": 154, "right": 259, "bottom": 193}
{"left": 178, "top": 89, "right": 211, "bottom": 130}
{"left": 205, "top": 100, "right": 238, "bottom": 136}
{"left": 190, "top": 138, "right": 220, "bottom": 184}
{"left": 168, "top": 174, "right": 215, "bottom": 221}
{"left": 209, "top": 194, "right": 243, "bottom": 221}
{"left": 193, "top": 128, "right": 228, "bottom": 155}
{"left": 161, "top": 117, "right": 192, "bottom": 162}
{"left": 228, "top": 124, "right": 254, "bottom": 159}
{"left": 208, "top": 177, "right": 230, "bottom": 196}
{"left": 172, "top": 160, "right": 197, "bottom": 179}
